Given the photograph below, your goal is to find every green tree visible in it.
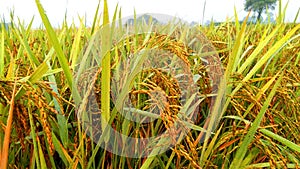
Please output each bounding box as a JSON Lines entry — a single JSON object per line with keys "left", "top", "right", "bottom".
{"left": 244, "top": 0, "right": 277, "bottom": 21}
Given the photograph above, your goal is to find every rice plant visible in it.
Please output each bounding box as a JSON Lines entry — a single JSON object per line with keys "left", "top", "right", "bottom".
{"left": 0, "top": 0, "right": 299, "bottom": 168}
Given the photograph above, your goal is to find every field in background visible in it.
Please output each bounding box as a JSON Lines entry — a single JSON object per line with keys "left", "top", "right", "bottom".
{"left": 0, "top": 1, "right": 300, "bottom": 168}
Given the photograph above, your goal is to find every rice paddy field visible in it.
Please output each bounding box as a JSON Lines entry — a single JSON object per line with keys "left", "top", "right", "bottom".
{"left": 0, "top": 0, "right": 300, "bottom": 168}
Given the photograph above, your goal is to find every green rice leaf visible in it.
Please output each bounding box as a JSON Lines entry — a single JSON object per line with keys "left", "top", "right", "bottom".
{"left": 52, "top": 132, "right": 72, "bottom": 166}
{"left": 14, "top": 18, "right": 40, "bottom": 67}
{"left": 46, "top": 61, "right": 68, "bottom": 147}
{"left": 28, "top": 105, "right": 41, "bottom": 169}
{"left": 37, "top": 138, "right": 47, "bottom": 169}
{"left": 70, "top": 19, "right": 83, "bottom": 69}
{"left": 100, "top": 0, "right": 112, "bottom": 143}
{"left": 237, "top": 25, "right": 280, "bottom": 74}
{"left": 0, "top": 26, "right": 4, "bottom": 78}
{"left": 229, "top": 73, "right": 283, "bottom": 169}
{"left": 242, "top": 24, "right": 300, "bottom": 82}
{"left": 91, "top": 1, "right": 101, "bottom": 35}
{"left": 35, "top": 0, "right": 73, "bottom": 89}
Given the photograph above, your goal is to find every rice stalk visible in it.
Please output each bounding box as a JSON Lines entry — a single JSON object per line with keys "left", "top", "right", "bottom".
{"left": 0, "top": 80, "right": 17, "bottom": 169}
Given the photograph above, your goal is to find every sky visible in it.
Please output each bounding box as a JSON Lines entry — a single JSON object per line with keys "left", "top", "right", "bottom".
{"left": 0, "top": 0, "right": 299, "bottom": 27}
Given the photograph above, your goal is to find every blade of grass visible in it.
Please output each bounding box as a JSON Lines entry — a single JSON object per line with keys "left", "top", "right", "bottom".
{"left": 70, "top": 18, "right": 83, "bottom": 69}
{"left": 260, "top": 128, "right": 300, "bottom": 153}
{"left": 0, "top": 25, "right": 5, "bottom": 78}
{"left": 229, "top": 72, "right": 283, "bottom": 169}
{"left": 28, "top": 100, "right": 41, "bottom": 169}
{"left": 200, "top": 124, "right": 223, "bottom": 167}
{"left": 277, "top": 0, "right": 283, "bottom": 23}
{"left": 234, "top": 6, "right": 240, "bottom": 32}
{"left": 101, "top": 0, "right": 112, "bottom": 143}
{"left": 5, "top": 48, "right": 17, "bottom": 80}
{"left": 242, "top": 25, "right": 300, "bottom": 81}
{"left": 241, "top": 147, "right": 260, "bottom": 167}
{"left": 242, "top": 63, "right": 287, "bottom": 119}
{"left": 226, "top": 12, "right": 249, "bottom": 79}
{"left": 91, "top": 0, "right": 101, "bottom": 35}
{"left": 222, "top": 13, "right": 249, "bottom": 112}
{"left": 14, "top": 18, "right": 40, "bottom": 67}
{"left": 222, "top": 24, "right": 300, "bottom": 116}
{"left": 199, "top": 77, "right": 226, "bottom": 165}
{"left": 223, "top": 115, "right": 300, "bottom": 153}
{"left": 37, "top": 137, "right": 47, "bottom": 169}
{"left": 35, "top": 0, "right": 73, "bottom": 90}
{"left": 246, "top": 163, "right": 298, "bottom": 168}
{"left": 293, "top": 8, "right": 300, "bottom": 24}
{"left": 237, "top": 25, "right": 280, "bottom": 74}
{"left": 46, "top": 61, "right": 68, "bottom": 147}
{"left": 52, "top": 132, "right": 72, "bottom": 166}
{"left": 25, "top": 16, "right": 35, "bottom": 35}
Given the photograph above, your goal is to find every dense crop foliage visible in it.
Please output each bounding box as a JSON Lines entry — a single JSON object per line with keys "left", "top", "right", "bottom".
{"left": 0, "top": 0, "right": 299, "bottom": 168}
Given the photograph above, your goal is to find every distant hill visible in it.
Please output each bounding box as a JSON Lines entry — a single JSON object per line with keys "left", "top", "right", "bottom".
{"left": 123, "top": 13, "right": 187, "bottom": 26}
{"left": 124, "top": 14, "right": 159, "bottom": 26}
